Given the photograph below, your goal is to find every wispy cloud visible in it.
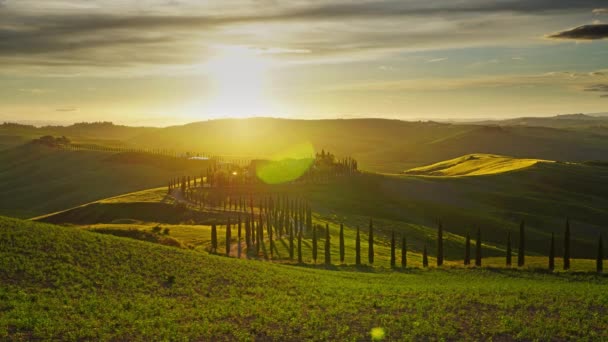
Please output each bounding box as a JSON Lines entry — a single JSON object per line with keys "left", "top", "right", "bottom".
{"left": 427, "top": 58, "right": 448, "bottom": 63}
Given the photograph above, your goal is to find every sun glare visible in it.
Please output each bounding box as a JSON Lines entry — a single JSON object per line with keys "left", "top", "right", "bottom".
{"left": 204, "top": 46, "right": 276, "bottom": 118}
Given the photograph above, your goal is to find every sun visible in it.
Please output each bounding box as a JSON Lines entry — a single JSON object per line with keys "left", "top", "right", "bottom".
{"left": 204, "top": 46, "right": 276, "bottom": 118}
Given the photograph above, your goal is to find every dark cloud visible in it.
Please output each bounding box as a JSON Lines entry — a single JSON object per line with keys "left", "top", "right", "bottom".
{"left": 548, "top": 24, "right": 608, "bottom": 39}
{"left": 584, "top": 84, "right": 608, "bottom": 98}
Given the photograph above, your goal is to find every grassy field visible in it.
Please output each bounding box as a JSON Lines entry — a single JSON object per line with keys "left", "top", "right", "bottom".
{"left": 1, "top": 216, "right": 607, "bottom": 341}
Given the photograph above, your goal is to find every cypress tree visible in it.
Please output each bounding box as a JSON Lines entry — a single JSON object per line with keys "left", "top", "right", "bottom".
{"left": 324, "top": 223, "right": 331, "bottom": 265}
{"left": 312, "top": 224, "right": 318, "bottom": 264}
{"left": 422, "top": 244, "right": 429, "bottom": 268}
{"left": 464, "top": 232, "right": 471, "bottom": 266}
{"left": 506, "top": 231, "right": 512, "bottom": 267}
{"left": 437, "top": 222, "right": 443, "bottom": 267}
{"left": 226, "top": 220, "right": 231, "bottom": 257}
{"left": 518, "top": 220, "right": 525, "bottom": 267}
{"left": 549, "top": 233, "right": 555, "bottom": 271}
{"left": 289, "top": 220, "right": 294, "bottom": 260}
{"left": 211, "top": 224, "right": 218, "bottom": 254}
{"left": 245, "top": 217, "right": 251, "bottom": 252}
{"left": 401, "top": 236, "right": 407, "bottom": 268}
{"left": 355, "top": 227, "right": 361, "bottom": 266}
{"left": 297, "top": 225, "right": 303, "bottom": 263}
{"left": 390, "top": 231, "right": 396, "bottom": 268}
{"left": 237, "top": 216, "right": 242, "bottom": 258}
{"left": 368, "top": 218, "right": 374, "bottom": 264}
{"left": 597, "top": 234, "right": 603, "bottom": 273}
{"left": 475, "top": 228, "right": 482, "bottom": 267}
{"left": 564, "top": 218, "right": 570, "bottom": 271}
{"left": 339, "top": 223, "right": 345, "bottom": 264}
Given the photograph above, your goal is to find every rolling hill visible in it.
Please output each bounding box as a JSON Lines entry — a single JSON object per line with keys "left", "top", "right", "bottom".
{"left": 4, "top": 118, "right": 608, "bottom": 173}
{"left": 404, "top": 154, "right": 551, "bottom": 176}
{"left": 2, "top": 216, "right": 607, "bottom": 340}
{"left": 0, "top": 144, "right": 207, "bottom": 219}
{"left": 36, "top": 155, "right": 608, "bottom": 260}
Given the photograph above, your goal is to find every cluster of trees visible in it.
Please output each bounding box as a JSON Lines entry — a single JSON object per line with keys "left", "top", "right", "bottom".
{"left": 31, "top": 135, "right": 71, "bottom": 147}
{"left": 167, "top": 149, "right": 359, "bottom": 194}
{"left": 208, "top": 194, "right": 313, "bottom": 260}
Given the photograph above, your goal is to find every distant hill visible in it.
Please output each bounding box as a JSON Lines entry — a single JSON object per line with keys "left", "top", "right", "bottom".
{"left": 4, "top": 118, "right": 608, "bottom": 173}
{"left": 404, "top": 154, "right": 550, "bottom": 176}
{"left": 473, "top": 113, "right": 608, "bottom": 129}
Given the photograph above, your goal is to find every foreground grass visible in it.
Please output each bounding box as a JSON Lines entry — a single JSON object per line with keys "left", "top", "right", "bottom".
{"left": 1, "top": 216, "right": 607, "bottom": 341}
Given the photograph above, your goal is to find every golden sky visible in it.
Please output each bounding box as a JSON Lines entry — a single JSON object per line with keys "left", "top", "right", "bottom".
{"left": 0, "top": 0, "right": 607, "bottom": 125}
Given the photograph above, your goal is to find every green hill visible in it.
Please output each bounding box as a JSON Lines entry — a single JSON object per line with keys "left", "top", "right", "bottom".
{"left": 2, "top": 216, "right": 608, "bottom": 340}
{"left": 404, "top": 154, "right": 550, "bottom": 176}
{"left": 0, "top": 144, "right": 207, "bottom": 219}
{"left": 37, "top": 158, "right": 608, "bottom": 260}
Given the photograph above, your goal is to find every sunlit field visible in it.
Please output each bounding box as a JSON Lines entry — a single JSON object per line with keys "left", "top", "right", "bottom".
{"left": 2, "top": 0, "right": 608, "bottom": 340}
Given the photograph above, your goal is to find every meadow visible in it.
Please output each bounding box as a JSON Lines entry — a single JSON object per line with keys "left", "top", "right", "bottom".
{"left": 2, "top": 216, "right": 607, "bottom": 341}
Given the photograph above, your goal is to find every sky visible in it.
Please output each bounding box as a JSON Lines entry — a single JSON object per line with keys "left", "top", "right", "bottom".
{"left": 0, "top": 0, "right": 607, "bottom": 126}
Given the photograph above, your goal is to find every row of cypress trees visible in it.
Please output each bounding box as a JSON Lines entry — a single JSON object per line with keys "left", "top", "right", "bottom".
{"left": 210, "top": 215, "right": 604, "bottom": 273}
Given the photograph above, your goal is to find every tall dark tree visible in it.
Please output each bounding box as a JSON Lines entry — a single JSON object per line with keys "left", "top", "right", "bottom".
{"left": 368, "top": 219, "right": 374, "bottom": 264}
{"left": 297, "top": 224, "right": 303, "bottom": 263}
{"left": 339, "top": 223, "right": 345, "bottom": 264}
{"left": 390, "top": 231, "right": 396, "bottom": 268}
{"left": 245, "top": 217, "right": 251, "bottom": 252}
{"left": 226, "top": 220, "right": 232, "bottom": 257}
{"left": 211, "top": 224, "right": 218, "bottom": 254}
{"left": 237, "top": 216, "right": 242, "bottom": 258}
{"left": 355, "top": 227, "right": 361, "bottom": 265}
{"left": 401, "top": 236, "right": 407, "bottom": 268}
{"left": 506, "top": 231, "right": 512, "bottom": 267}
{"left": 325, "top": 223, "right": 331, "bottom": 265}
{"left": 289, "top": 220, "right": 294, "bottom": 260}
{"left": 549, "top": 233, "right": 555, "bottom": 271}
{"left": 312, "top": 224, "right": 318, "bottom": 264}
{"left": 518, "top": 220, "right": 525, "bottom": 267}
{"left": 422, "top": 244, "right": 429, "bottom": 268}
{"left": 564, "top": 218, "right": 571, "bottom": 271}
{"left": 437, "top": 222, "right": 444, "bottom": 267}
{"left": 475, "top": 228, "right": 482, "bottom": 267}
{"left": 464, "top": 232, "right": 471, "bottom": 266}
{"left": 597, "top": 234, "right": 604, "bottom": 273}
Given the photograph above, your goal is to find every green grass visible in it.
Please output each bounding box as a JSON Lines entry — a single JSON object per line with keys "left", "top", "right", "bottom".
{"left": 1, "top": 216, "right": 608, "bottom": 341}
{"left": 404, "top": 153, "right": 550, "bottom": 176}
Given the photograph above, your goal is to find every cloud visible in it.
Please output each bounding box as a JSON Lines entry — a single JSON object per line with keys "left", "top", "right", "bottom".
{"left": 584, "top": 84, "right": 608, "bottom": 97}
{"left": 593, "top": 8, "right": 608, "bottom": 15}
{"left": 427, "top": 58, "right": 448, "bottom": 63}
{"left": 55, "top": 107, "right": 79, "bottom": 112}
{"left": 0, "top": 0, "right": 606, "bottom": 75}
{"left": 326, "top": 69, "right": 608, "bottom": 92}
{"left": 547, "top": 24, "right": 608, "bottom": 39}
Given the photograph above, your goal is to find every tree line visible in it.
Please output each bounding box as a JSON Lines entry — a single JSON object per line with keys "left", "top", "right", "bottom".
{"left": 208, "top": 213, "right": 605, "bottom": 273}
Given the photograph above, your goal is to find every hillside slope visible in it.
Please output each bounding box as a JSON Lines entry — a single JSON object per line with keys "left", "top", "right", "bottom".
{"left": 0, "top": 144, "right": 206, "bottom": 218}
{"left": 1, "top": 216, "right": 607, "bottom": 340}
{"left": 37, "top": 159, "right": 608, "bottom": 259}
{"left": 404, "top": 154, "right": 550, "bottom": 176}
